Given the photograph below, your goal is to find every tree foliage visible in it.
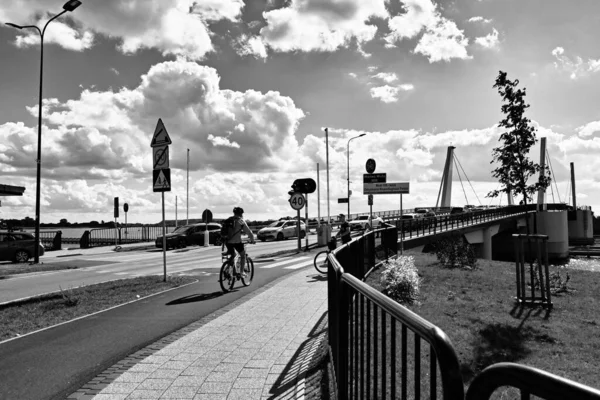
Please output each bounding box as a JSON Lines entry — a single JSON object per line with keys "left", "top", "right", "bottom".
{"left": 488, "top": 71, "right": 551, "bottom": 206}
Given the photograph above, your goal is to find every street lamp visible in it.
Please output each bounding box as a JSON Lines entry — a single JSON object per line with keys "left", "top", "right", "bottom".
{"left": 347, "top": 133, "right": 366, "bottom": 219}
{"left": 6, "top": 0, "right": 82, "bottom": 263}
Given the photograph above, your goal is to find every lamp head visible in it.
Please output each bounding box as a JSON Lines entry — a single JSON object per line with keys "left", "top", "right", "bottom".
{"left": 63, "top": 0, "right": 82, "bottom": 12}
{"left": 359, "top": 134, "right": 366, "bottom": 137}
{"left": 5, "top": 22, "right": 23, "bottom": 29}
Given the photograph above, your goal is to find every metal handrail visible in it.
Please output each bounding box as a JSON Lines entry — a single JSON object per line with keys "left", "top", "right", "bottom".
{"left": 466, "top": 362, "right": 600, "bottom": 400}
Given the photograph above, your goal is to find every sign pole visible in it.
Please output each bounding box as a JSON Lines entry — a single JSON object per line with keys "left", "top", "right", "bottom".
{"left": 125, "top": 211, "right": 127, "bottom": 242}
{"left": 305, "top": 193, "right": 309, "bottom": 250}
{"left": 114, "top": 217, "right": 118, "bottom": 247}
{"left": 297, "top": 209, "right": 301, "bottom": 251}
{"left": 317, "top": 163, "right": 320, "bottom": 227}
{"left": 204, "top": 220, "right": 209, "bottom": 247}
{"left": 162, "top": 191, "right": 167, "bottom": 282}
{"left": 400, "top": 194, "right": 404, "bottom": 254}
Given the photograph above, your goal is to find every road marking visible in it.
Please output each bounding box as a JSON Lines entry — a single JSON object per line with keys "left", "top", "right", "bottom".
{"left": 259, "top": 256, "right": 310, "bottom": 269}
{"left": 283, "top": 260, "right": 313, "bottom": 270}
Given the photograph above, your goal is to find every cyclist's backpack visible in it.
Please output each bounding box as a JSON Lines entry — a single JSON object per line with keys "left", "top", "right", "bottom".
{"left": 220, "top": 217, "right": 241, "bottom": 243}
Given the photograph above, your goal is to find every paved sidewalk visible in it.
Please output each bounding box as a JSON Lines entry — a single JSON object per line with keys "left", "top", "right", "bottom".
{"left": 68, "top": 269, "right": 330, "bottom": 400}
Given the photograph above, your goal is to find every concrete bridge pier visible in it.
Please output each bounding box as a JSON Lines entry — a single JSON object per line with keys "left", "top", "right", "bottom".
{"left": 464, "top": 225, "right": 500, "bottom": 260}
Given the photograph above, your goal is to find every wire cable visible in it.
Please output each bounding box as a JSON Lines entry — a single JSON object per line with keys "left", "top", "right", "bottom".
{"left": 453, "top": 156, "right": 470, "bottom": 205}
{"left": 454, "top": 154, "right": 483, "bottom": 206}
{"left": 545, "top": 149, "right": 562, "bottom": 203}
{"left": 488, "top": 181, "right": 501, "bottom": 206}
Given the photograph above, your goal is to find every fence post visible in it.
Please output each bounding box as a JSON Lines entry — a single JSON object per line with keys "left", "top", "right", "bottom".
{"left": 338, "top": 277, "right": 350, "bottom": 400}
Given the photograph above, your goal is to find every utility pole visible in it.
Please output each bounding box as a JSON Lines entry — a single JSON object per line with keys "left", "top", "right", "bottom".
{"left": 186, "top": 148, "right": 189, "bottom": 225}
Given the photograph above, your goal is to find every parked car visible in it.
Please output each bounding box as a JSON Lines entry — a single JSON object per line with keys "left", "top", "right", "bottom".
{"left": 257, "top": 220, "right": 306, "bottom": 241}
{"left": 155, "top": 223, "right": 221, "bottom": 249}
{"left": 348, "top": 215, "right": 384, "bottom": 231}
{"left": 0, "top": 230, "right": 45, "bottom": 263}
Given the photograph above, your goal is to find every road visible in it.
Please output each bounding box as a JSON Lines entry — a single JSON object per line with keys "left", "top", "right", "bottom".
{"left": 0, "top": 238, "right": 318, "bottom": 304}
{"left": 0, "top": 239, "right": 326, "bottom": 400}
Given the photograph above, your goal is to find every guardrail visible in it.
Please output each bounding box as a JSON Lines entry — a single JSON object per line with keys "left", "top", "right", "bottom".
{"left": 328, "top": 226, "right": 465, "bottom": 399}
{"left": 327, "top": 205, "right": 600, "bottom": 399}
{"left": 466, "top": 363, "right": 600, "bottom": 400}
{"left": 81, "top": 226, "right": 177, "bottom": 248}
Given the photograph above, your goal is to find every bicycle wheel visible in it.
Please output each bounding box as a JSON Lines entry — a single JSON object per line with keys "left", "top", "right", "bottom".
{"left": 241, "top": 257, "right": 254, "bottom": 286}
{"left": 314, "top": 250, "right": 328, "bottom": 274}
{"left": 219, "top": 262, "right": 235, "bottom": 292}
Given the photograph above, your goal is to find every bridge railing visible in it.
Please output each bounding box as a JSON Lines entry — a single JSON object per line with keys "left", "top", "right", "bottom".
{"left": 328, "top": 226, "right": 465, "bottom": 400}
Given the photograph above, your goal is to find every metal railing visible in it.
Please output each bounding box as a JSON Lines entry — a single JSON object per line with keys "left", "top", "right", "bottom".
{"left": 83, "top": 226, "right": 177, "bottom": 248}
{"left": 466, "top": 363, "right": 600, "bottom": 400}
{"left": 328, "top": 226, "right": 465, "bottom": 400}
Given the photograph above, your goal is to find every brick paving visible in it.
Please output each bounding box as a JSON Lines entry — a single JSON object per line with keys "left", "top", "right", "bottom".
{"left": 68, "top": 270, "right": 329, "bottom": 400}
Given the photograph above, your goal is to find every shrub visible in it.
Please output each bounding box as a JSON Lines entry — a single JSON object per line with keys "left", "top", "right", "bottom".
{"left": 380, "top": 256, "right": 420, "bottom": 304}
{"left": 434, "top": 235, "right": 477, "bottom": 269}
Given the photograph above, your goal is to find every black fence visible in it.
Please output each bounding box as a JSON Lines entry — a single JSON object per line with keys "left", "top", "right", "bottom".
{"left": 327, "top": 222, "right": 600, "bottom": 400}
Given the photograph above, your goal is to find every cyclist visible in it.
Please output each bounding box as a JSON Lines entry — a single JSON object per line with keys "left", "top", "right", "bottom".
{"left": 223, "top": 207, "right": 255, "bottom": 276}
{"left": 336, "top": 213, "right": 352, "bottom": 244}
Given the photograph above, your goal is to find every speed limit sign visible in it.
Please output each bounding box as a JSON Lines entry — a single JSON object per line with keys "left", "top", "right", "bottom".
{"left": 289, "top": 192, "right": 306, "bottom": 210}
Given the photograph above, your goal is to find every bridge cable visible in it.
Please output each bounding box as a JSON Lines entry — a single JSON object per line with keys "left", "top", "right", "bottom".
{"left": 453, "top": 154, "right": 483, "bottom": 206}
{"left": 545, "top": 149, "right": 562, "bottom": 203}
{"left": 453, "top": 156, "right": 470, "bottom": 205}
{"left": 488, "top": 181, "right": 501, "bottom": 206}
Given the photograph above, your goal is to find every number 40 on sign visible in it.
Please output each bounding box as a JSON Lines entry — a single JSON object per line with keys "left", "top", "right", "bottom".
{"left": 289, "top": 192, "right": 305, "bottom": 210}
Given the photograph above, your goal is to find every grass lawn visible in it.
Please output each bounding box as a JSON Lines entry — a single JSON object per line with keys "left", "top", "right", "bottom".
{"left": 365, "top": 250, "right": 600, "bottom": 395}
{"left": 0, "top": 275, "right": 196, "bottom": 342}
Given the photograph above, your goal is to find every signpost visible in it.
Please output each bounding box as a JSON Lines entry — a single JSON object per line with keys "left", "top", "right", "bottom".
{"left": 124, "top": 202, "right": 129, "bottom": 242}
{"left": 202, "top": 209, "right": 213, "bottom": 247}
{"left": 289, "top": 191, "right": 305, "bottom": 251}
{"left": 151, "top": 118, "right": 172, "bottom": 282}
{"left": 338, "top": 198, "right": 349, "bottom": 204}
{"left": 114, "top": 197, "right": 119, "bottom": 247}
{"left": 363, "top": 182, "right": 409, "bottom": 195}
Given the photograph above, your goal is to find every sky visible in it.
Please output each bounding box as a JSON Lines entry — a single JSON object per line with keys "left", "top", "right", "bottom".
{"left": 1, "top": 0, "right": 600, "bottom": 224}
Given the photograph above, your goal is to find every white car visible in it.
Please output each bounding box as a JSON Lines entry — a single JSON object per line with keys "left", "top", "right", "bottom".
{"left": 257, "top": 220, "right": 306, "bottom": 242}
{"left": 348, "top": 215, "right": 384, "bottom": 231}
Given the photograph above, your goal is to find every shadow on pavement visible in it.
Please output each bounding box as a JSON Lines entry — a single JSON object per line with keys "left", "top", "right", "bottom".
{"left": 165, "top": 291, "right": 223, "bottom": 305}
{"left": 266, "top": 311, "right": 329, "bottom": 399}
{"left": 307, "top": 273, "right": 327, "bottom": 283}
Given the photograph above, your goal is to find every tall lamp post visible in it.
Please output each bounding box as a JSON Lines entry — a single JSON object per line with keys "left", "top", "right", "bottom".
{"left": 6, "top": 0, "right": 82, "bottom": 263}
{"left": 347, "top": 133, "right": 365, "bottom": 219}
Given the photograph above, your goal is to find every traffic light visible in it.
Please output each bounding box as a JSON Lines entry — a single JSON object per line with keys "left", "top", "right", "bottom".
{"left": 114, "top": 197, "right": 119, "bottom": 218}
{"left": 291, "top": 178, "right": 316, "bottom": 194}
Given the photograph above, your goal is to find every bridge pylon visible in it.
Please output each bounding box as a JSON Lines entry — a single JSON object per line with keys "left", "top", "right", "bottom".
{"left": 436, "top": 146, "right": 455, "bottom": 208}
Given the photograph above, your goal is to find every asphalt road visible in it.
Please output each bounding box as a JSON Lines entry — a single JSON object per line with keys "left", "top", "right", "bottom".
{"left": 0, "top": 261, "right": 313, "bottom": 400}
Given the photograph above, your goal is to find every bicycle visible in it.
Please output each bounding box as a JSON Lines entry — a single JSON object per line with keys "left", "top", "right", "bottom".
{"left": 219, "top": 243, "right": 255, "bottom": 293}
{"left": 313, "top": 249, "right": 329, "bottom": 274}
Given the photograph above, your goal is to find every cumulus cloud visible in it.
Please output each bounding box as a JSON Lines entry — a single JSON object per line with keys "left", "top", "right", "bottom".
{"left": 235, "top": 34, "right": 269, "bottom": 59}
{"left": 474, "top": 28, "right": 500, "bottom": 49}
{"left": 258, "top": 0, "right": 388, "bottom": 54}
{"left": 370, "top": 84, "right": 414, "bottom": 103}
{"left": 372, "top": 72, "right": 398, "bottom": 83}
{"left": 385, "top": 0, "right": 471, "bottom": 62}
{"left": 552, "top": 46, "right": 600, "bottom": 79}
{"left": 468, "top": 16, "right": 492, "bottom": 24}
{"left": 1, "top": 0, "right": 245, "bottom": 60}
{"left": 576, "top": 121, "right": 600, "bottom": 137}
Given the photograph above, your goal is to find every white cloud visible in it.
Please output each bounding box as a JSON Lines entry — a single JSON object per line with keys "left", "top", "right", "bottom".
{"left": 385, "top": 0, "right": 471, "bottom": 63}
{"left": 475, "top": 28, "right": 500, "bottom": 49}
{"left": 552, "top": 46, "right": 600, "bottom": 79}
{"left": 258, "top": 0, "right": 388, "bottom": 54}
{"left": 207, "top": 134, "right": 241, "bottom": 148}
{"left": 468, "top": 16, "right": 492, "bottom": 24}
{"left": 576, "top": 121, "right": 600, "bottom": 137}
{"left": 370, "top": 84, "right": 414, "bottom": 103}
{"left": 235, "top": 35, "right": 269, "bottom": 59}
{"left": 348, "top": 72, "right": 358, "bottom": 78}
{"left": 372, "top": 72, "right": 398, "bottom": 83}
{"left": 1, "top": 0, "right": 245, "bottom": 60}
{"left": 414, "top": 19, "right": 471, "bottom": 62}
{"left": 14, "top": 21, "right": 94, "bottom": 51}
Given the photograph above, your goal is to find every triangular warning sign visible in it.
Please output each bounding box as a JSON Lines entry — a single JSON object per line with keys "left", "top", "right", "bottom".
{"left": 150, "top": 118, "right": 172, "bottom": 147}
{"left": 153, "top": 168, "right": 171, "bottom": 192}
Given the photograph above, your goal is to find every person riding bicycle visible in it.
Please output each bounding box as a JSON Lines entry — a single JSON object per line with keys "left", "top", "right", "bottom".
{"left": 223, "top": 207, "right": 255, "bottom": 275}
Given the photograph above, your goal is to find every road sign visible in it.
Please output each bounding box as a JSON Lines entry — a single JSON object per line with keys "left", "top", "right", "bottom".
{"left": 153, "top": 145, "right": 169, "bottom": 170}
{"left": 368, "top": 194, "right": 373, "bottom": 205}
{"left": 289, "top": 192, "right": 306, "bottom": 210}
{"left": 366, "top": 158, "right": 376, "bottom": 174}
{"left": 150, "top": 118, "right": 172, "bottom": 147}
{"left": 202, "top": 209, "right": 213, "bottom": 223}
{"left": 153, "top": 168, "right": 171, "bottom": 192}
{"left": 363, "top": 182, "right": 410, "bottom": 195}
{"left": 363, "top": 173, "right": 386, "bottom": 183}
{"left": 338, "top": 198, "right": 349, "bottom": 204}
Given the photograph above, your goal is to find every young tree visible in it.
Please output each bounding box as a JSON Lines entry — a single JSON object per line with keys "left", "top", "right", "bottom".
{"left": 487, "top": 70, "right": 551, "bottom": 233}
